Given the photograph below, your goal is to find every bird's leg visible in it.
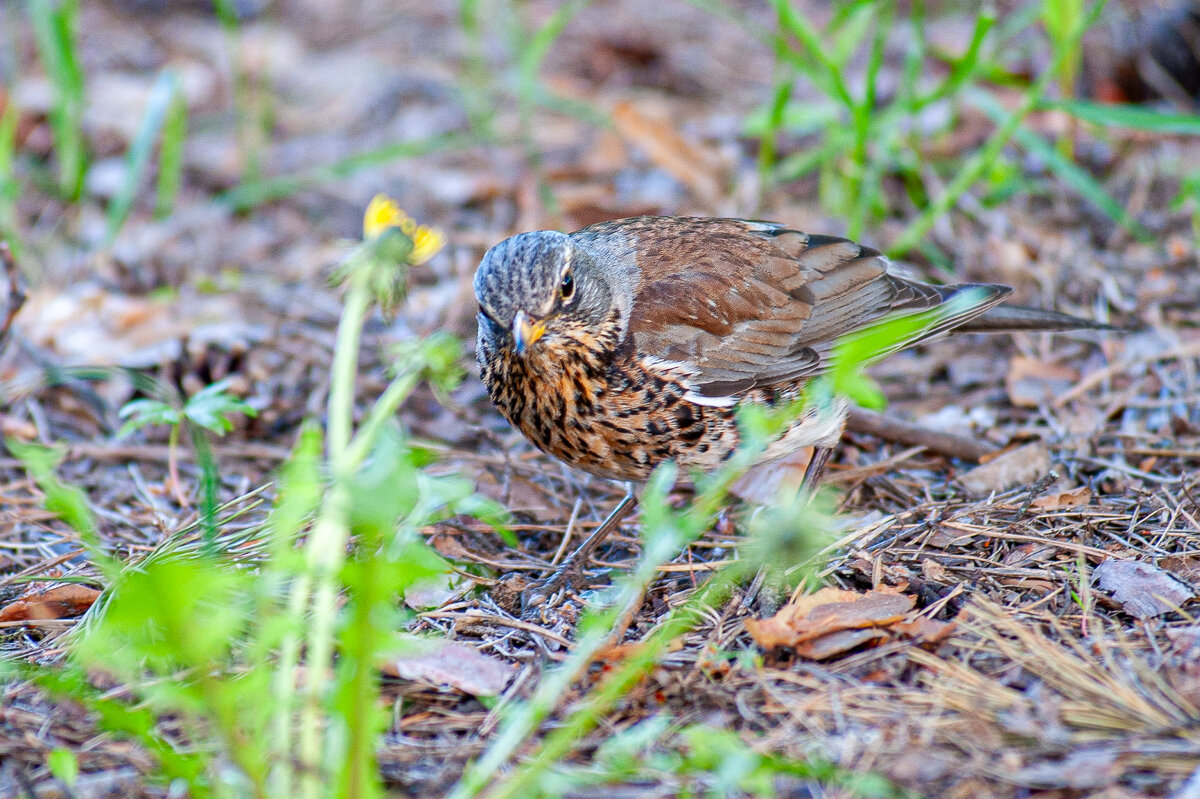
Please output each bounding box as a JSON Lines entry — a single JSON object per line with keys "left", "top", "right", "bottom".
{"left": 800, "top": 446, "right": 833, "bottom": 496}
{"left": 524, "top": 484, "right": 637, "bottom": 610}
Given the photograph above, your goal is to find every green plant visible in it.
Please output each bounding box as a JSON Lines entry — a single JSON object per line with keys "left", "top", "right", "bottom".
{"left": 737, "top": 0, "right": 1142, "bottom": 257}
{"left": 119, "top": 378, "right": 257, "bottom": 506}
{"left": 28, "top": 0, "right": 86, "bottom": 200}
{"left": 104, "top": 68, "right": 187, "bottom": 244}
{"left": 0, "top": 90, "right": 21, "bottom": 255}
{"left": 212, "top": 0, "right": 273, "bottom": 185}
{"left": 5, "top": 197, "right": 508, "bottom": 799}
{"left": 1041, "top": 0, "right": 1085, "bottom": 154}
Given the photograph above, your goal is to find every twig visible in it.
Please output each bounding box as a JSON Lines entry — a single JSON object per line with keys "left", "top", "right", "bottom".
{"left": 845, "top": 405, "right": 999, "bottom": 461}
{"left": 0, "top": 241, "right": 28, "bottom": 355}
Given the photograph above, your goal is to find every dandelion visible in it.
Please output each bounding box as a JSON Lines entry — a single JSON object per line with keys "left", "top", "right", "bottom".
{"left": 362, "top": 194, "right": 445, "bottom": 264}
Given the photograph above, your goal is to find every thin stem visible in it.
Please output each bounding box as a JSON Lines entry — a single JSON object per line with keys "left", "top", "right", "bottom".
{"left": 343, "top": 371, "right": 421, "bottom": 470}
{"left": 167, "top": 423, "right": 188, "bottom": 507}
{"left": 327, "top": 274, "right": 371, "bottom": 462}
{"left": 294, "top": 268, "right": 374, "bottom": 798}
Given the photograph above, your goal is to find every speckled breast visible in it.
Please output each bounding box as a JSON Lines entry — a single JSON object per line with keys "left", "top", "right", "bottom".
{"left": 479, "top": 343, "right": 742, "bottom": 483}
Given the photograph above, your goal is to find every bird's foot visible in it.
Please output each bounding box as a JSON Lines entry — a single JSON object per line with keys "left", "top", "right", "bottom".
{"left": 520, "top": 562, "right": 590, "bottom": 617}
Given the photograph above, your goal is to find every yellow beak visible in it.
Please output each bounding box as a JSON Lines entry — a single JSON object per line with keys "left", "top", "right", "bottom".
{"left": 512, "top": 310, "right": 546, "bottom": 355}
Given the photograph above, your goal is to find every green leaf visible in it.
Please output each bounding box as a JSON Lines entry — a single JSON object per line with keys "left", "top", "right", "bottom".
{"left": 266, "top": 423, "right": 325, "bottom": 555}
{"left": 155, "top": 72, "right": 188, "bottom": 219}
{"left": 1048, "top": 98, "right": 1200, "bottom": 135}
{"left": 970, "top": 90, "right": 1153, "bottom": 242}
{"left": 47, "top": 749, "right": 78, "bottom": 788}
{"left": 105, "top": 69, "right": 182, "bottom": 246}
{"left": 79, "top": 555, "right": 249, "bottom": 675}
{"left": 118, "top": 398, "right": 181, "bottom": 435}
{"left": 4, "top": 440, "right": 106, "bottom": 570}
{"left": 28, "top": 0, "right": 87, "bottom": 199}
{"left": 182, "top": 378, "right": 257, "bottom": 435}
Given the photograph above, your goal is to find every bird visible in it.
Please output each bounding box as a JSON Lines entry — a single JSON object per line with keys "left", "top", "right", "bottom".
{"left": 473, "top": 216, "right": 1114, "bottom": 602}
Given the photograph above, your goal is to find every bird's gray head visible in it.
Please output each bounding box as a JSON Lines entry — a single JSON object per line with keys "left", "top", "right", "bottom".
{"left": 474, "top": 230, "right": 619, "bottom": 355}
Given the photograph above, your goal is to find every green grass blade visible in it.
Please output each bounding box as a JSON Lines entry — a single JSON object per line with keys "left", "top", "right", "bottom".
{"left": 0, "top": 95, "right": 21, "bottom": 254}
{"left": 887, "top": 0, "right": 1107, "bottom": 257}
{"left": 1048, "top": 99, "right": 1200, "bottom": 134}
{"left": 971, "top": 91, "right": 1153, "bottom": 242}
{"left": 28, "top": 0, "right": 86, "bottom": 199}
{"left": 220, "top": 130, "right": 482, "bottom": 210}
{"left": 155, "top": 72, "right": 187, "bottom": 219}
{"left": 770, "top": 0, "right": 855, "bottom": 108}
{"left": 105, "top": 69, "right": 179, "bottom": 246}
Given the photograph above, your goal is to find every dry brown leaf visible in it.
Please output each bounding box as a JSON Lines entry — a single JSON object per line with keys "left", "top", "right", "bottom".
{"left": 745, "top": 587, "right": 914, "bottom": 650}
{"left": 1093, "top": 559, "right": 1196, "bottom": 619}
{"left": 1011, "top": 747, "right": 1121, "bottom": 790}
{"left": 1006, "top": 356, "right": 1080, "bottom": 408}
{"left": 1029, "top": 486, "right": 1091, "bottom": 510}
{"left": 0, "top": 413, "right": 37, "bottom": 441}
{"left": 891, "top": 616, "right": 957, "bottom": 646}
{"left": 383, "top": 640, "right": 515, "bottom": 697}
{"left": 1159, "top": 554, "right": 1200, "bottom": 587}
{"left": 611, "top": 100, "right": 725, "bottom": 203}
{"left": 18, "top": 284, "right": 254, "bottom": 369}
{"left": 730, "top": 447, "right": 813, "bottom": 504}
{"left": 1002, "top": 542, "right": 1057, "bottom": 567}
{"left": 959, "top": 442, "right": 1050, "bottom": 496}
{"left": 0, "top": 584, "right": 101, "bottom": 622}
{"left": 473, "top": 471, "right": 560, "bottom": 523}
{"left": 921, "top": 558, "right": 950, "bottom": 583}
{"left": 793, "top": 627, "right": 889, "bottom": 660}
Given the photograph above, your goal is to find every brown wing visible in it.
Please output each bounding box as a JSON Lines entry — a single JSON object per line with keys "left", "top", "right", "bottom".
{"left": 575, "top": 217, "right": 1009, "bottom": 398}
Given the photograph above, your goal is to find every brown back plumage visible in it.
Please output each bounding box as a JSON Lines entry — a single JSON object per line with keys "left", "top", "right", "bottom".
{"left": 572, "top": 217, "right": 1011, "bottom": 398}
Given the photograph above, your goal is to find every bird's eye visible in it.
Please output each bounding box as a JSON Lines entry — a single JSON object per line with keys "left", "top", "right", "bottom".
{"left": 559, "top": 270, "right": 575, "bottom": 303}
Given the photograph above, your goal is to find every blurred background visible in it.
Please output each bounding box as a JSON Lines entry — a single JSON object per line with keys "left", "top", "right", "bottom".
{"left": 2, "top": 2, "right": 1200, "bottom": 795}
{"left": 3, "top": 0, "right": 1198, "bottom": 492}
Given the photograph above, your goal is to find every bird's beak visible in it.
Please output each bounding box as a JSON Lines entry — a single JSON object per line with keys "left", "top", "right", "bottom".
{"left": 512, "top": 310, "right": 546, "bottom": 355}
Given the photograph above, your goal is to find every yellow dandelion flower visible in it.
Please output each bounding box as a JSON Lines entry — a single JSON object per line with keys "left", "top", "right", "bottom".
{"left": 361, "top": 194, "right": 446, "bottom": 264}
{"left": 409, "top": 226, "right": 446, "bottom": 265}
{"left": 362, "top": 194, "right": 405, "bottom": 239}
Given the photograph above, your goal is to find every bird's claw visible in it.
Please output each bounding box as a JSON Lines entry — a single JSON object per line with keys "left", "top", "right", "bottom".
{"left": 520, "top": 565, "right": 588, "bottom": 616}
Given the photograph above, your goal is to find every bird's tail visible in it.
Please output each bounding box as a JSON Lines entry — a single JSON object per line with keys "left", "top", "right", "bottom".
{"left": 953, "top": 303, "right": 1124, "bottom": 333}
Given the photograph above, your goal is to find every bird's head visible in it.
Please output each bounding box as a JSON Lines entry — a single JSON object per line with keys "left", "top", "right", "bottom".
{"left": 473, "top": 230, "right": 618, "bottom": 357}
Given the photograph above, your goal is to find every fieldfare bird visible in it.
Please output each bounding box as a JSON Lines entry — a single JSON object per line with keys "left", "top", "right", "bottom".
{"left": 474, "top": 216, "right": 1112, "bottom": 601}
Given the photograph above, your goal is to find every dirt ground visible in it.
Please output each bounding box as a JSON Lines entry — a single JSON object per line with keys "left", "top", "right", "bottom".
{"left": 1, "top": 1, "right": 1199, "bottom": 796}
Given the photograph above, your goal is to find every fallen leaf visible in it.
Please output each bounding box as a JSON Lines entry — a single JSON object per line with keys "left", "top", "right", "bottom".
{"left": 1006, "top": 356, "right": 1080, "bottom": 408}
{"left": 383, "top": 639, "right": 515, "bottom": 697}
{"left": 730, "top": 446, "right": 813, "bottom": 504}
{"left": 0, "top": 413, "right": 37, "bottom": 441}
{"left": 959, "top": 442, "right": 1050, "bottom": 496}
{"left": 891, "top": 616, "right": 957, "bottom": 646}
{"left": 793, "top": 627, "right": 888, "bottom": 660}
{"left": 1159, "top": 555, "right": 1200, "bottom": 587}
{"left": 1030, "top": 486, "right": 1091, "bottom": 510}
{"left": 1011, "top": 747, "right": 1121, "bottom": 790}
{"left": 1164, "top": 625, "right": 1200, "bottom": 667}
{"left": 1093, "top": 559, "right": 1196, "bottom": 619}
{"left": 0, "top": 584, "right": 101, "bottom": 622}
{"left": 1002, "top": 542, "right": 1057, "bottom": 567}
{"left": 611, "top": 100, "right": 725, "bottom": 203}
{"left": 473, "top": 471, "right": 560, "bottom": 523}
{"left": 921, "top": 558, "right": 949, "bottom": 583}
{"left": 403, "top": 572, "right": 462, "bottom": 610}
{"left": 745, "top": 587, "right": 914, "bottom": 651}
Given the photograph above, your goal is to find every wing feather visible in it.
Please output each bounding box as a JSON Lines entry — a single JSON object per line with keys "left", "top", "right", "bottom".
{"left": 571, "top": 217, "right": 1008, "bottom": 397}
